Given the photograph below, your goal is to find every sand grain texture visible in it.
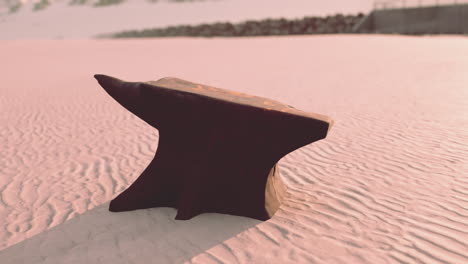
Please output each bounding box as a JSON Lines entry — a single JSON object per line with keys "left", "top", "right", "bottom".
{"left": 0, "top": 35, "right": 467, "bottom": 263}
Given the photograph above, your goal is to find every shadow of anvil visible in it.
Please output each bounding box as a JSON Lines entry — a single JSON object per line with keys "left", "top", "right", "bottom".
{"left": 94, "top": 74, "right": 333, "bottom": 221}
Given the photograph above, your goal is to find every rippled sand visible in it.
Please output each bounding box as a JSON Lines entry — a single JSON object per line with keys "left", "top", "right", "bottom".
{"left": 0, "top": 35, "right": 467, "bottom": 263}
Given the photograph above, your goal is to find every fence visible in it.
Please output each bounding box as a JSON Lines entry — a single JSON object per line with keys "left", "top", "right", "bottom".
{"left": 373, "top": 0, "right": 468, "bottom": 10}
{"left": 356, "top": 0, "right": 468, "bottom": 34}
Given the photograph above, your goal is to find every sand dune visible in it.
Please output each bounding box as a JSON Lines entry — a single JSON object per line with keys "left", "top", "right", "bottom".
{"left": 0, "top": 35, "right": 467, "bottom": 263}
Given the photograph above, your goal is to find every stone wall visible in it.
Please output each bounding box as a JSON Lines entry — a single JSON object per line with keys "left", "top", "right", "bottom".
{"left": 355, "top": 4, "right": 468, "bottom": 34}
{"left": 111, "top": 14, "right": 364, "bottom": 38}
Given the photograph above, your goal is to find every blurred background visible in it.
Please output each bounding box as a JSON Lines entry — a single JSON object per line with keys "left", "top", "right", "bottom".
{"left": 0, "top": 0, "right": 467, "bottom": 39}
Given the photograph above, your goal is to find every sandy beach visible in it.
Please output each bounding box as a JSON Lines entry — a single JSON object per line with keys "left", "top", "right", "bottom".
{"left": 0, "top": 35, "right": 467, "bottom": 263}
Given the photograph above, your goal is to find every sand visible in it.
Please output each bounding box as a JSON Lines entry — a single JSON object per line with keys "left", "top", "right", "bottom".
{"left": 0, "top": 35, "right": 467, "bottom": 263}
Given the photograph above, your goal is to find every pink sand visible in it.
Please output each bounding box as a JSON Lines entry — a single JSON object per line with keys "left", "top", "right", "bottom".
{"left": 0, "top": 35, "right": 467, "bottom": 263}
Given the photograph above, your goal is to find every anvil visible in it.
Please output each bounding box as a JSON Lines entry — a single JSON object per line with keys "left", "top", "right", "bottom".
{"left": 94, "top": 74, "right": 333, "bottom": 221}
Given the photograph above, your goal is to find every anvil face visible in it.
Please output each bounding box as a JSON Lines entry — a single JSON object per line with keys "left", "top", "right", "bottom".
{"left": 95, "top": 74, "right": 333, "bottom": 221}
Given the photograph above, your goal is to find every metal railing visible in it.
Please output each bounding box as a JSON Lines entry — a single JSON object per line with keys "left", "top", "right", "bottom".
{"left": 373, "top": 0, "right": 468, "bottom": 10}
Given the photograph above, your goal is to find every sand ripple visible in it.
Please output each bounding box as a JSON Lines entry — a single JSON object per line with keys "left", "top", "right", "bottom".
{"left": 0, "top": 36, "right": 467, "bottom": 263}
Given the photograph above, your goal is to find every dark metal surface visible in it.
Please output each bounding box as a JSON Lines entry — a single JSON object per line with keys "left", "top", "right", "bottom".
{"left": 95, "top": 74, "right": 333, "bottom": 221}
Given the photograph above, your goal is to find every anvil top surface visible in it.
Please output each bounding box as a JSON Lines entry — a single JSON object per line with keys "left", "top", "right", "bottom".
{"left": 147, "top": 77, "right": 333, "bottom": 127}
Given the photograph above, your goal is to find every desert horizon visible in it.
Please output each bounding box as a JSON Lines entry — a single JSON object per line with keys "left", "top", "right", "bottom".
{"left": 1, "top": 0, "right": 375, "bottom": 39}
